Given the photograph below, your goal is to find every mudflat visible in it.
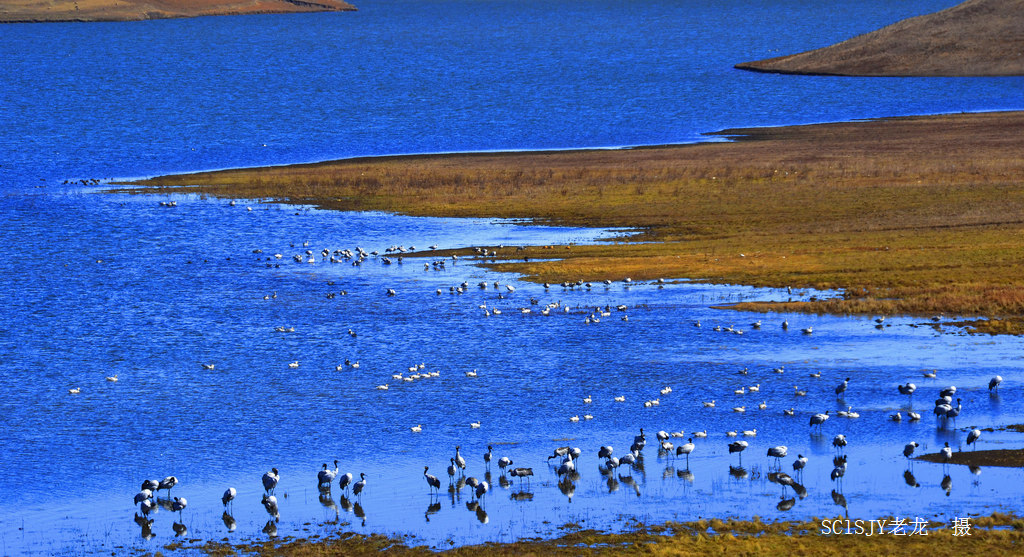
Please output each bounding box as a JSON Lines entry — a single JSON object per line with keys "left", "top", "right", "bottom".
{"left": 129, "top": 111, "right": 1024, "bottom": 332}
{"left": 0, "top": 0, "right": 355, "bottom": 23}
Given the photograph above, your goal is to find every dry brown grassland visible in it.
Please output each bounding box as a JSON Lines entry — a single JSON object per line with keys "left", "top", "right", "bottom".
{"left": 167, "top": 513, "right": 1024, "bottom": 556}
{"left": 127, "top": 111, "right": 1024, "bottom": 334}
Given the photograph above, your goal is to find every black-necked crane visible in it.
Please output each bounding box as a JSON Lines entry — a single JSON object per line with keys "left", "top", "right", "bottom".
{"left": 498, "top": 456, "right": 513, "bottom": 473}
{"left": 966, "top": 429, "right": 981, "bottom": 450}
{"left": 835, "top": 377, "right": 850, "bottom": 398}
{"left": 484, "top": 445, "right": 493, "bottom": 468}
{"left": 989, "top": 375, "right": 1003, "bottom": 391}
{"left": 262, "top": 468, "right": 279, "bottom": 495}
{"left": 676, "top": 438, "right": 695, "bottom": 466}
{"left": 338, "top": 472, "right": 354, "bottom": 493}
{"left": 423, "top": 466, "right": 441, "bottom": 493}
{"left": 157, "top": 476, "right": 178, "bottom": 497}
{"left": 510, "top": 467, "right": 533, "bottom": 487}
{"left": 454, "top": 446, "right": 466, "bottom": 473}
{"left": 940, "top": 442, "right": 953, "bottom": 466}
{"left": 446, "top": 459, "right": 457, "bottom": 484}
{"left": 318, "top": 460, "right": 339, "bottom": 489}
{"left": 728, "top": 440, "right": 748, "bottom": 465}
{"left": 353, "top": 473, "right": 367, "bottom": 497}
{"left": 832, "top": 434, "right": 847, "bottom": 453}
{"left": 810, "top": 410, "right": 830, "bottom": 431}
{"left": 767, "top": 446, "right": 787, "bottom": 470}
{"left": 903, "top": 441, "right": 919, "bottom": 460}
{"left": 792, "top": 454, "right": 808, "bottom": 476}
{"left": 171, "top": 496, "right": 187, "bottom": 518}
{"left": 598, "top": 446, "right": 613, "bottom": 459}
{"left": 222, "top": 487, "right": 236, "bottom": 509}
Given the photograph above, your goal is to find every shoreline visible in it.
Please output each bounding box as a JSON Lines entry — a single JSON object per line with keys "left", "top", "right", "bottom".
{"left": 0, "top": 0, "right": 356, "bottom": 24}
{"left": 123, "top": 110, "right": 1024, "bottom": 334}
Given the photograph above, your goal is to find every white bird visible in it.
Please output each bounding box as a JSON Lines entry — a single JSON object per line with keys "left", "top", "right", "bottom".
{"left": 923, "top": 369, "right": 937, "bottom": 379}
{"left": 783, "top": 408, "right": 795, "bottom": 416}
{"left": 288, "top": 361, "right": 299, "bottom": 368}
{"left": 743, "top": 428, "right": 757, "bottom": 437}
{"left": 410, "top": 424, "right": 422, "bottom": 433}
{"left": 748, "top": 384, "right": 760, "bottom": 393}
{"left": 702, "top": 400, "right": 716, "bottom": 408}
{"left": 105, "top": 374, "right": 118, "bottom": 382}
{"left": 376, "top": 384, "right": 389, "bottom": 391}
{"left": 726, "top": 430, "right": 738, "bottom": 437}
{"left": 68, "top": 387, "right": 81, "bottom": 394}
{"left": 758, "top": 401, "right": 767, "bottom": 410}
{"left": 465, "top": 370, "right": 478, "bottom": 378}
{"left": 802, "top": 326, "right": 813, "bottom": 334}
{"left": 222, "top": 487, "right": 236, "bottom": 508}
{"left": 732, "top": 406, "right": 746, "bottom": 413}
{"left": 693, "top": 430, "right": 708, "bottom": 438}
{"left": 614, "top": 395, "right": 626, "bottom": 402}
{"left": 470, "top": 421, "right": 482, "bottom": 428}
{"left": 583, "top": 395, "right": 592, "bottom": 404}
{"left": 201, "top": 364, "right": 215, "bottom": 370}
{"left": 890, "top": 411, "right": 902, "bottom": 421}
{"left": 734, "top": 387, "right": 747, "bottom": 395}
{"left": 794, "top": 386, "right": 808, "bottom": 396}
{"left": 989, "top": 375, "right": 1003, "bottom": 391}
{"left": 569, "top": 415, "right": 580, "bottom": 423}
{"left": 908, "top": 411, "right": 921, "bottom": 421}
{"left": 262, "top": 468, "right": 279, "bottom": 494}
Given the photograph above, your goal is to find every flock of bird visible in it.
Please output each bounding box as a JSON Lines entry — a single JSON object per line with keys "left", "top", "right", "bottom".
{"left": 122, "top": 236, "right": 1009, "bottom": 540}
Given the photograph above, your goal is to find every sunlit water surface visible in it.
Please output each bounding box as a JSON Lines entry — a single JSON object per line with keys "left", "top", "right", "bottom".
{"left": 3, "top": 0, "right": 1024, "bottom": 554}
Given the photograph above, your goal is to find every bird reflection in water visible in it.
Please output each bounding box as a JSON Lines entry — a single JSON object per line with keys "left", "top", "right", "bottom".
{"left": 606, "top": 476, "right": 620, "bottom": 493}
{"left": 510, "top": 491, "right": 534, "bottom": 502}
{"left": 134, "top": 514, "right": 155, "bottom": 540}
{"left": 776, "top": 498, "right": 796, "bottom": 512}
{"left": 904, "top": 469, "right": 920, "bottom": 488}
{"left": 729, "top": 465, "right": 749, "bottom": 480}
{"left": 263, "top": 519, "right": 278, "bottom": 538}
{"left": 354, "top": 502, "right": 366, "bottom": 526}
{"left": 941, "top": 474, "right": 952, "bottom": 496}
{"left": 222, "top": 511, "right": 237, "bottom": 532}
{"left": 831, "top": 489, "right": 848, "bottom": 518}
{"left": 425, "top": 501, "right": 441, "bottom": 522}
{"left": 319, "top": 492, "right": 339, "bottom": 522}
{"left": 172, "top": 522, "right": 187, "bottom": 537}
{"left": 498, "top": 474, "right": 511, "bottom": 490}
{"left": 662, "top": 466, "right": 676, "bottom": 480}
{"left": 156, "top": 497, "right": 176, "bottom": 512}
{"left": 558, "top": 477, "right": 576, "bottom": 501}
{"left": 465, "top": 501, "right": 489, "bottom": 524}
{"left": 676, "top": 468, "right": 694, "bottom": 483}
{"left": 339, "top": 494, "right": 354, "bottom": 513}
{"left": 618, "top": 474, "right": 640, "bottom": 497}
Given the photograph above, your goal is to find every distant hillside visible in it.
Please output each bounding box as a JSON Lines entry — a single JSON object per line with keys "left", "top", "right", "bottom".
{"left": 0, "top": 0, "right": 355, "bottom": 23}
{"left": 736, "top": 0, "right": 1024, "bottom": 76}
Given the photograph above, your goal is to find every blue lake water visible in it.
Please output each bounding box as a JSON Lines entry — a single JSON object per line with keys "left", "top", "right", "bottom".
{"left": 2, "top": 0, "right": 1024, "bottom": 554}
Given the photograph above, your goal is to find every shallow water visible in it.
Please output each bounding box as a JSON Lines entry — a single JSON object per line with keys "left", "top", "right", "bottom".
{"left": 2, "top": 0, "right": 1024, "bottom": 554}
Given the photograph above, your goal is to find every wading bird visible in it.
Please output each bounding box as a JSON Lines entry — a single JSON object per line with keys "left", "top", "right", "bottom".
{"left": 262, "top": 468, "right": 279, "bottom": 494}
{"left": 423, "top": 466, "right": 441, "bottom": 492}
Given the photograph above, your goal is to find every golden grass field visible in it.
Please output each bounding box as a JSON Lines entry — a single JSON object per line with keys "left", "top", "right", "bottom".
{"left": 128, "top": 111, "right": 1024, "bottom": 334}
{"left": 168, "top": 512, "right": 1024, "bottom": 556}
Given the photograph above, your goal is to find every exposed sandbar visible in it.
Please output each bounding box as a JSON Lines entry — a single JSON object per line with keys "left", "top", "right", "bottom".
{"left": 0, "top": 0, "right": 355, "bottom": 23}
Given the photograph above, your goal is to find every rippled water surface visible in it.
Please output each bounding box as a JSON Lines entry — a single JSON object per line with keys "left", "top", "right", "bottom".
{"left": 2, "top": 0, "right": 1024, "bottom": 554}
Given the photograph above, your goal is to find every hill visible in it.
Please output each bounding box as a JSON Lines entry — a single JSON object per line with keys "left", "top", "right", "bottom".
{"left": 735, "top": 0, "right": 1024, "bottom": 76}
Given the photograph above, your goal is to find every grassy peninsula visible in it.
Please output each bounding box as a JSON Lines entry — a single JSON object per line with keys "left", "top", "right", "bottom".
{"left": 130, "top": 111, "right": 1024, "bottom": 333}
{"left": 736, "top": 0, "right": 1024, "bottom": 76}
{"left": 0, "top": 0, "right": 355, "bottom": 23}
